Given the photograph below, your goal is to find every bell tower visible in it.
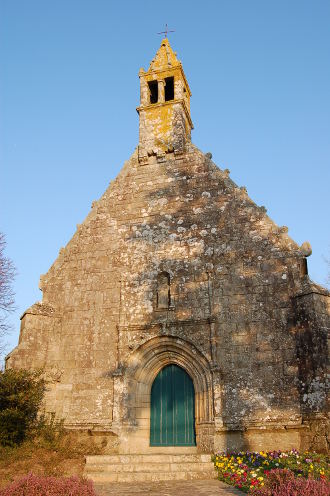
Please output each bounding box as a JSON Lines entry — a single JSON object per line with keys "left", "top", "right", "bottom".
{"left": 137, "top": 38, "right": 193, "bottom": 164}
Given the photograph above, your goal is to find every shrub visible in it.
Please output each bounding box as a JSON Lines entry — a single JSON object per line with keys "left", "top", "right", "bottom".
{"left": 35, "top": 412, "right": 65, "bottom": 447}
{"left": 0, "top": 369, "right": 45, "bottom": 446}
{"left": 0, "top": 473, "right": 96, "bottom": 496}
{"left": 253, "top": 469, "right": 330, "bottom": 496}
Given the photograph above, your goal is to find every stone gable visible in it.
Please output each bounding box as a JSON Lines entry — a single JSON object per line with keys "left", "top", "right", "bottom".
{"left": 7, "top": 39, "right": 329, "bottom": 454}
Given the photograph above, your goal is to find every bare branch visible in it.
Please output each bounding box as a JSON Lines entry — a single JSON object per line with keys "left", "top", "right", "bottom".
{"left": 0, "top": 232, "right": 16, "bottom": 354}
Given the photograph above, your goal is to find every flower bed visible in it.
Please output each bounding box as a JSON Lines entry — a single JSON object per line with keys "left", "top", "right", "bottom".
{"left": 0, "top": 474, "right": 96, "bottom": 496}
{"left": 213, "top": 450, "right": 329, "bottom": 493}
{"left": 253, "top": 469, "right": 330, "bottom": 496}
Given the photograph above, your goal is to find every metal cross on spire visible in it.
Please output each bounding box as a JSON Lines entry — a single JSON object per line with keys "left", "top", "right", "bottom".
{"left": 157, "top": 23, "right": 175, "bottom": 38}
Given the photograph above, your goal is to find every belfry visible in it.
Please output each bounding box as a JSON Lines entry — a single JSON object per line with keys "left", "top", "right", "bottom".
{"left": 7, "top": 39, "right": 329, "bottom": 480}
{"left": 137, "top": 38, "right": 193, "bottom": 162}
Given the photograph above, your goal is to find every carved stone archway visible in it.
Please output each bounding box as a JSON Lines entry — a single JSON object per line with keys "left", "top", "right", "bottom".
{"left": 119, "top": 336, "right": 215, "bottom": 453}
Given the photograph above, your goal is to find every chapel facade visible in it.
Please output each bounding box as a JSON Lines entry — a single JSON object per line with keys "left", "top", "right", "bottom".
{"left": 7, "top": 39, "right": 329, "bottom": 455}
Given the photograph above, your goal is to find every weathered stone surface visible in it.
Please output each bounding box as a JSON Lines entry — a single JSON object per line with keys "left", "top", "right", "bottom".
{"left": 6, "top": 38, "right": 329, "bottom": 456}
{"left": 85, "top": 453, "right": 217, "bottom": 482}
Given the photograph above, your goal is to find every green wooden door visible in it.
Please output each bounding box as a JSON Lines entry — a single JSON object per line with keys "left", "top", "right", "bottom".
{"left": 150, "top": 364, "right": 196, "bottom": 446}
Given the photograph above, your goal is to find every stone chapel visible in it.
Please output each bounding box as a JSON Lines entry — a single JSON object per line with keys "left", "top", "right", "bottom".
{"left": 7, "top": 39, "right": 329, "bottom": 462}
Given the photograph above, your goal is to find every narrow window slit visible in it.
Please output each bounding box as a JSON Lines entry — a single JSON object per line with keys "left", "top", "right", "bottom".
{"left": 301, "top": 258, "right": 308, "bottom": 276}
{"left": 157, "top": 272, "right": 171, "bottom": 309}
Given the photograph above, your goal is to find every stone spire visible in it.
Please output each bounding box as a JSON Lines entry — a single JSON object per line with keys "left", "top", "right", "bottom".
{"left": 137, "top": 38, "right": 193, "bottom": 164}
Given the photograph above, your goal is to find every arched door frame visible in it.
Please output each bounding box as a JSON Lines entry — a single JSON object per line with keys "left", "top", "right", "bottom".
{"left": 122, "top": 336, "right": 215, "bottom": 452}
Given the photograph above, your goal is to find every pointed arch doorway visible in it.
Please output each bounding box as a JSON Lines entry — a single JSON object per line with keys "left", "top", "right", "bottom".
{"left": 150, "top": 364, "right": 196, "bottom": 446}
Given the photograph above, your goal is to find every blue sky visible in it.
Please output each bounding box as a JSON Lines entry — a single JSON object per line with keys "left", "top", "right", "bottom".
{"left": 1, "top": 0, "right": 329, "bottom": 354}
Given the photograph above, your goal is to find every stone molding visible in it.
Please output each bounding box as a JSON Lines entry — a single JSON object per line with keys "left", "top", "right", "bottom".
{"left": 20, "top": 302, "right": 56, "bottom": 320}
{"left": 112, "top": 335, "right": 216, "bottom": 452}
{"left": 117, "top": 316, "right": 216, "bottom": 332}
{"left": 137, "top": 98, "right": 194, "bottom": 129}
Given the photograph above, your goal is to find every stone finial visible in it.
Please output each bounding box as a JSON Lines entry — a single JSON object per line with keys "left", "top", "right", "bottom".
{"left": 224, "top": 169, "right": 230, "bottom": 176}
{"left": 205, "top": 152, "right": 212, "bottom": 159}
{"left": 148, "top": 38, "right": 180, "bottom": 71}
{"left": 300, "top": 241, "right": 312, "bottom": 257}
{"left": 259, "top": 206, "right": 267, "bottom": 213}
{"left": 280, "top": 226, "right": 288, "bottom": 233}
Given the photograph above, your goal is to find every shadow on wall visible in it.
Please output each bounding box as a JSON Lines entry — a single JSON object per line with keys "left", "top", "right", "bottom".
{"left": 109, "top": 148, "right": 329, "bottom": 453}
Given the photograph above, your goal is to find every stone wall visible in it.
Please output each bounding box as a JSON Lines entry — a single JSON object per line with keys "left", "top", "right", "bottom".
{"left": 7, "top": 143, "right": 329, "bottom": 453}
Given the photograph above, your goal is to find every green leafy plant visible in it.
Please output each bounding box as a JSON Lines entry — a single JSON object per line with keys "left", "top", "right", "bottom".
{"left": 0, "top": 369, "right": 45, "bottom": 446}
{"left": 35, "top": 413, "right": 65, "bottom": 447}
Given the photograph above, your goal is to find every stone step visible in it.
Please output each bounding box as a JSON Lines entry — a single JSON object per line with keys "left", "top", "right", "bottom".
{"left": 86, "top": 453, "right": 213, "bottom": 465}
{"left": 84, "top": 453, "right": 217, "bottom": 483}
{"left": 86, "top": 470, "right": 217, "bottom": 483}
{"left": 85, "top": 461, "right": 215, "bottom": 473}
